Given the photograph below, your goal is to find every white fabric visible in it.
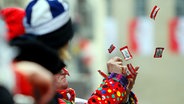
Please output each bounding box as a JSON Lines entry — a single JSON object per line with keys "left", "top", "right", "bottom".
{"left": 31, "top": 0, "right": 52, "bottom": 27}
{"left": 136, "top": 17, "right": 154, "bottom": 55}
{"left": 24, "top": 12, "right": 70, "bottom": 35}
{"left": 176, "top": 17, "right": 184, "bottom": 54}
{"left": 59, "top": 0, "right": 69, "bottom": 11}
{"left": 104, "top": 17, "right": 118, "bottom": 54}
{"left": 0, "top": 19, "right": 16, "bottom": 93}
{"left": 14, "top": 94, "right": 34, "bottom": 104}
{"left": 24, "top": 0, "right": 70, "bottom": 35}
{"left": 75, "top": 98, "right": 87, "bottom": 104}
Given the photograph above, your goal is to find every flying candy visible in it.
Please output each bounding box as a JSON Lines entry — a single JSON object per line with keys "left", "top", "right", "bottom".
{"left": 150, "top": 5, "right": 160, "bottom": 20}
{"left": 154, "top": 47, "right": 164, "bottom": 58}
{"left": 108, "top": 44, "right": 116, "bottom": 53}
{"left": 120, "top": 46, "right": 132, "bottom": 61}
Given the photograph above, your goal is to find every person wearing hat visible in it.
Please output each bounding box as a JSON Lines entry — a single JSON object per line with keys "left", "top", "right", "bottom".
{"left": 23, "top": 0, "right": 80, "bottom": 103}
{"left": 1, "top": 6, "right": 77, "bottom": 104}
{"left": 1, "top": 7, "right": 65, "bottom": 75}
{"left": 23, "top": 0, "right": 139, "bottom": 104}
{"left": 0, "top": 7, "right": 65, "bottom": 104}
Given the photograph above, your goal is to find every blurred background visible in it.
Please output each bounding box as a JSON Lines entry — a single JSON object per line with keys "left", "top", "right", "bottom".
{"left": 1, "top": 0, "right": 184, "bottom": 104}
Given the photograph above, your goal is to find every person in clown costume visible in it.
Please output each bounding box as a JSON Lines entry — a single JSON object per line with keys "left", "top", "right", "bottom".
{"left": 2, "top": 0, "right": 139, "bottom": 103}
{"left": 22, "top": 0, "right": 139, "bottom": 104}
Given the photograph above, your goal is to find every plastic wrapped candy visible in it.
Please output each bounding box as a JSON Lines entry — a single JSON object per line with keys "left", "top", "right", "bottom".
{"left": 150, "top": 5, "right": 160, "bottom": 20}
{"left": 154, "top": 47, "right": 164, "bottom": 58}
{"left": 120, "top": 46, "right": 133, "bottom": 61}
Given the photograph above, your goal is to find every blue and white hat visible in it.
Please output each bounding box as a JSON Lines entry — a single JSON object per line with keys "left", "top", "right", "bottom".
{"left": 24, "top": 0, "right": 74, "bottom": 49}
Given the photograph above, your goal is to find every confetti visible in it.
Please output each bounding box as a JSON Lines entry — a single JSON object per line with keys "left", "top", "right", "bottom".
{"left": 126, "top": 63, "right": 136, "bottom": 78}
{"left": 98, "top": 70, "right": 108, "bottom": 79}
{"left": 150, "top": 5, "right": 160, "bottom": 20}
{"left": 154, "top": 47, "right": 164, "bottom": 58}
{"left": 108, "top": 44, "right": 116, "bottom": 53}
{"left": 120, "top": 46, "right": 132, "bottom": 61}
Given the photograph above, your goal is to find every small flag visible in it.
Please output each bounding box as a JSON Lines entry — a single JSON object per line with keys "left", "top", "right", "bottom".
{"left": 150, "top": 5, "right": 160, "bottom": 20}
{"left": 108, "top": 44, "right": 116, "bottom": 53}
{"left": 129, "top": 18, "right": 154, "bottom": 55}
{"left": 169, "top": 18, "right": 184, "bottom": 54}
{"left": 126, "top": 63, "right": 137, "bottom": 78}
{"left": 154, "top": 47, "right": 164, "bottom": 58}
{"left": 120, "top": 46, "right": 133, "bottom": 61}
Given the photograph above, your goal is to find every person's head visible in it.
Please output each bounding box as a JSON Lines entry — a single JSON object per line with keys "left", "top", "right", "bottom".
{"left": 0, "top": 8, "right": 62, "bottom": 103}
{"left": 23, "top": 0, "right": 73, "bottom": 91}
{"left": 53, "top": 68, "right": 70, "bottom": 90}
{"left": 24, "top": 0, "right": 74, "bottom": 61}
{"left": 1, "top": 7, "right": 65, "bottom": 75}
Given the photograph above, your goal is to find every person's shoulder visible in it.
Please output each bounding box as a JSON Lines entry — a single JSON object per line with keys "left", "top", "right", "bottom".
{"left": 14, "top": 61, "right": 52, "bottom": 78}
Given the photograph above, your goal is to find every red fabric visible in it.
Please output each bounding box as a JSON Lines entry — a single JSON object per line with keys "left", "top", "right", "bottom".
{"left": 58, "top": 99, "right": 67, "bottom": 104}
{"left": 13, "top": 65, "right": 33, "bottom": 96}
{"left": 55, "top": 73, "right": 137, "bottom": 104}
{"left": 88, "top": 78, "right": 127, "bottom": 104}
{"left": 169, "top": 17, "right": 179, "bottom": 53}
{"left": 129, "top": 18, "right": 138, "bottom": 53}
{"left": 0, "top": 7, "right": 25, "bottom": 41}
{"left": 56, "top": 88, "right": 76, "bottom": 103}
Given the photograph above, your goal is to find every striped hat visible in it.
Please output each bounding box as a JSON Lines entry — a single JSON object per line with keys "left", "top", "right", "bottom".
{"left": 24, "top": 0, "right": 74, "bottom": 49}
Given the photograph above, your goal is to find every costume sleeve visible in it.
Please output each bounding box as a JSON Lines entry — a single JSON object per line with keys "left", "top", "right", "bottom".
{"left": 56, "top": 88, "right": 76, "bottom": 104}
{"left": 123, "top": 91, "right": 138, "bottom": 104}
{"left": 87, "top": 73, "right": 130, "bottom": 104}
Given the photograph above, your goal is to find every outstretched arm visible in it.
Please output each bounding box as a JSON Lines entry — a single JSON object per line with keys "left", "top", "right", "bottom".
{"left": 88, "top": 57, "right": 138, "bottom": 104}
